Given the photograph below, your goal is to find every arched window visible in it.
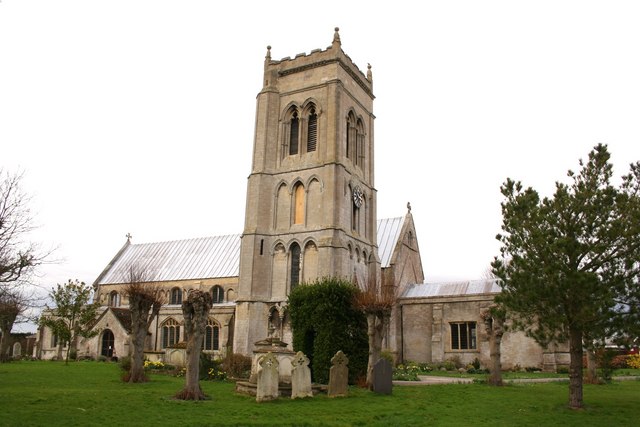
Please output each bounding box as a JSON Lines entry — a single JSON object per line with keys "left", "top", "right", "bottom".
{"left": 307, "top": 107, "right": 317, "bottom": 152}
{"left": 293, "top": 183, "right": 305, "bottom": 225}
{"left": 170, "top": 288, "right": 182, "bottom": 305}
{"left": 356, "top": 118, "right": 365, "bottom": 167}
{"left": 203, "top": 319, "right": 220, "bottom": 351}
{"left": 212, "top": 286, "right": 224, "bottom": 304}
{"left": 162, "top": 319, "right": 181, "bottom": 348}
{"left": 109, "top": 291, "right": 120, "bottom": 307}
{"left": 289, "top": 110, "right": 299, "bottom": 155}
{"left": 346, "top": 112, "right": 356, "bottom": 160}
{"left": 290, "top": 243, "right": 301, "bottom": 290}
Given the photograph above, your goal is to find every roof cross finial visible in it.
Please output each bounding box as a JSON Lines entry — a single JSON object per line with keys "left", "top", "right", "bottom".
{"left": 407, "top": 202, "right": 412, "bottom": 212}
{"left": 126, "top": 232, "right": 132, "bottom": 242}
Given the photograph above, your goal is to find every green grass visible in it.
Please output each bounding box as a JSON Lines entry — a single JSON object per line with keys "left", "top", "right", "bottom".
{"left": 1, "top": 361, "right": 639, "bottom": 426}
{"left": 417, "top": 368, "right": 640, "bottom": 380}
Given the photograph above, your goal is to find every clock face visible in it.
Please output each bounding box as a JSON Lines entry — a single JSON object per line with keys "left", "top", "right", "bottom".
{"left": 352, "top": 186, "right": 364, "bottom": 208}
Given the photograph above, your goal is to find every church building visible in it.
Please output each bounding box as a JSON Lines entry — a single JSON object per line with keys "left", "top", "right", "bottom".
{"left": 36, "top": 29, "right": 564, "bottom": 371}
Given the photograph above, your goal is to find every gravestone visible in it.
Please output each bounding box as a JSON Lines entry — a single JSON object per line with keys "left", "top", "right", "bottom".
{"left": 372, "top": 358, "right": 393, "bottom": 394}
{"left": 327, "top": 350, "right": 349, "bottom": 397}
{"left": 256, "top": 352, "right": 279, "bottom": 402}
{"left": 290, "top": 351, "right": 313, "bottom": 399}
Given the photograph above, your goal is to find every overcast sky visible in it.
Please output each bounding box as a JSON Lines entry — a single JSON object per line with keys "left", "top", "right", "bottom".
{"left": 2, "top": 1, "right": 639, "bottom": 330}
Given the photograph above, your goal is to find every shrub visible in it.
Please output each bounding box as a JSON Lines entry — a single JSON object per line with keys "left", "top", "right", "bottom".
{"left": 69, "top": 349, "right": 77, "bottom": 361}
{"left": 288, "top": 277, "right": 368, "bottom": 384}
{"left": 98, "top": 355, "right": 108, "bottom": 362}
{"left": 556, "top": 366, "right": 569, "bottom": 374}
{"left": 119, "top": 356, "right": 131, "bottom": 372}
{"left": 442, "top": 359, "right": 457, "bottom": 371}
{"left": 611, "top": 354, "right": 629, "bottom": 369}
{"left": 627, "top": 354, "right": 640, "bottom": 369}
{"left": 393, "top": 364, "right": 420, "bottom": 381}
{"left": 143, "top": 360, "right": 165, "bottom": 370}
{"left": 525, "top": 366, "right": 542, "bottom": 372}
{"left": 380, "top": 350, "right": 394, "bottom": 365}
{"left": 221, "top": 352, "right": 251, "bottom": 379}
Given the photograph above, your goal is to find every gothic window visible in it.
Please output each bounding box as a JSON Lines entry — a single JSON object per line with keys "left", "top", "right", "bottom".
{"left": 289, "top": 110, "right": 300, "bottom": 155}
{"left": 293, "top": 183, "right": 305, "bottom": 225}
{"left": 307, "top": 107, "right": 317, "bottom": 152}
{"left": 170, "top": 288, "right": 182, "bottom": 305}
{"left": 290, "top": 242, "right": 301, "bottom": 290}
{"left": 162, "top": 319, "right": 181, "bottom": 348}
{"left": 203, "top": 319, "right": 220, "bottom": 351}
{"left": 356, "top": 118, "right": 365, "bottom": 167}
{"left": 450, "top": 322, "right": 477, "bottom": 350}
{"left": 212, "top": 286, "right": 224, "bottom": 304}
{"left": 109, "top": 290, "right": 120, "bottom": 307}
{"left": 346, "top": 112, "right": 356, "bottom": 160}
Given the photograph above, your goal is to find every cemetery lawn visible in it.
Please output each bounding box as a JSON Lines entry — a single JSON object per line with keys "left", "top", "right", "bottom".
{"left": 1, "top": 361, "right": 639, "bottom": 426}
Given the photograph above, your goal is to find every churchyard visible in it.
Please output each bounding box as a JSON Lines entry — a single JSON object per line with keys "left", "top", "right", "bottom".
{"left": 1, "top": 360, "right": 638, "bottom": 426}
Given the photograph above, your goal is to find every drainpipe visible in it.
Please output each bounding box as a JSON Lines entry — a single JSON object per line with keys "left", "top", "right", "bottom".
{"left": 400, "top": 304, "right": 404, "bottom": 363}
{"left": 154, "top": 313, "right": 159, "bottom": 351}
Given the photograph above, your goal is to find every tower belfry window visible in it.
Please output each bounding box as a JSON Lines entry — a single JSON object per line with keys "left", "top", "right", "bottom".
{"left": 290, "top": 243, "right": 301, "bottom": 290}
{"left": 289, "top": 111, "right": 299, "bottom": 155}
{"left": 307, "top": 108, "right": 317, "bottom": 152}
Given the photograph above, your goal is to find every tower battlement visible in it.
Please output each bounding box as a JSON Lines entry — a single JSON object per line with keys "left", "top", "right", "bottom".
{"left": 262, "top": 28, "right": 373, "bottom": 98}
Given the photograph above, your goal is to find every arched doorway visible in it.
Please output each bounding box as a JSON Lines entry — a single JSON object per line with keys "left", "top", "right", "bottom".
{"left": 101, "top": 329, "right": 114, "bottom": 358}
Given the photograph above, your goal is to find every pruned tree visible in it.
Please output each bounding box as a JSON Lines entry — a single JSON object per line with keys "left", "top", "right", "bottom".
{"left": 354, "top": 277, "right": 395, "bottom": 389}
{"left": 174, "top": 290, "right": 212, "bottom": 400}
{"left": 492, "top": 144, "right": 640, "bottom": 409}
{"left": 38, "top": 279, "right": 100, "bottom": 364}
{"left": 0, "top": 290, "right": 25, "bottom": 361}
{"left": 124, "top": 266, "right": 163, "bottom": 383}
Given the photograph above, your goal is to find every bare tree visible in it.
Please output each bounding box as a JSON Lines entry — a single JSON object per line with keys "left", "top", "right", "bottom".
{"left": 124, "top": 266, "right": 163, "bottom": 383}
{"left": 0, "top": 170, "right": 50, "bottom": 361}
{"left": 174, "top": 290, "right": 212, "bottom": 400}
{"left": 354, "top": 277, "right": 395, "bottom": 389}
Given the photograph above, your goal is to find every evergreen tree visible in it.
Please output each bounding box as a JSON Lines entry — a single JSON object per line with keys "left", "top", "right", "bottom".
{"left": 492, "top": 144, "right": 640, "bottom": 409}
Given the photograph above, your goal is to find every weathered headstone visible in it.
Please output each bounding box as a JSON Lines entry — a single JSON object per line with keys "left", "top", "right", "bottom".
{"left": 372, "top": 358, "right": 393, "bottom": 394}
{"left": 290, "top": 351, "right": 313, "bottom": 399}
{"left": 327, "top": 350, "right": 349, "bottom": 397}
{"left": 256, "top": 352, "right": 279, "bottom": 402}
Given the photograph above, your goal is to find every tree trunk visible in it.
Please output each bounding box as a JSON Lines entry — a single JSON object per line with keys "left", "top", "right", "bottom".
{"left": 366, "top": 313, "right": 385, "bottom": 389}
{"left": 568, "top": 327, "right": 584, "bottom": 409}
{"left": 585, "top": 348, "right": 598, "bottom": 384}
{"left": 129, "top": 326, "right": 148, "bottom": 383}
{"left": 175, "top": 328, "right": 206, "bottom": 400}
{"left": 175, "top": 290, "right": 211, "bottom": 400}
{"left": 0, "top": 325, "right": 10, "bottom": 362}
{"left": 488, "top": 318, "right": 504, "bottom": 386}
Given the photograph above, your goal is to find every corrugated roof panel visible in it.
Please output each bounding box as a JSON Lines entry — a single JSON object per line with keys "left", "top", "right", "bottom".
{"left": 377, "top": 217, "right": 404, "bottom": 268}
{"left": 97, "top": 235, "right": 241, "bottom": 284}
{"left": 402, "top": 279, "right": 501, "bottom": 298}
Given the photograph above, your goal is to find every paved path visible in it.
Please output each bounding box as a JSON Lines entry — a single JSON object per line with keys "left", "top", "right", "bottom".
{"left": 393, "top": 375, "right": 639, "bottom": 386}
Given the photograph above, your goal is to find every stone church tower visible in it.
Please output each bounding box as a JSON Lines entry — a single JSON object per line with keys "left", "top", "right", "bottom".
{"left": 234, "top": 28, "right": 379, "bottom": 354}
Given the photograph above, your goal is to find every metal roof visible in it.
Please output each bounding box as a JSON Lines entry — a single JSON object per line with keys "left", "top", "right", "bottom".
{"left": 377, "top": 216, "right": 405, "bottom": 268}
{"left": 97, "top": 235, "right": 241, "bottom": 285}
{"left": 402, "top": 279, "right": 501, "bottom": 299}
